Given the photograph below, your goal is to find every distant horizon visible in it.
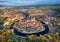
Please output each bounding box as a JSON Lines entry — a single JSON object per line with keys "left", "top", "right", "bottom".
{"left": 0, "top": 0, "right": 60, "bottom": 7}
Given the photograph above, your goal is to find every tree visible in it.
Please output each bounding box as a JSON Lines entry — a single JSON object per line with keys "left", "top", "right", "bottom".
{"left": 0, "top": 16, "right": 7, "bottom": 25}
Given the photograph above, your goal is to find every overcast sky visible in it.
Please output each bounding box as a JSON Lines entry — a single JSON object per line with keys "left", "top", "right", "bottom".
{"left": 0, "top": 0, "right": 60, "bottom": 6}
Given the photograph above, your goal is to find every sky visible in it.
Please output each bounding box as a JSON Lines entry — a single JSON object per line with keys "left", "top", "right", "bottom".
{"left": 0, "top": 0, "right": 60, "bottom": 6}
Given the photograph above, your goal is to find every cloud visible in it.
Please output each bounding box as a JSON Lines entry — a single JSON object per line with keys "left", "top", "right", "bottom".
{"left": 0, "top": 0, "right": 60, "bottom": 6}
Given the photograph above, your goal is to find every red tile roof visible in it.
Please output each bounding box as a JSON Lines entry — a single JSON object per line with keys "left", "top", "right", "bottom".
{"left": 4, "top": 14, "right": 16, "bottom": 22}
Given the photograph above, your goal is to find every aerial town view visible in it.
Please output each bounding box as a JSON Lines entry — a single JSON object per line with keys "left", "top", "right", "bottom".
{"left": 0, "top": 5, "right": 60, "bottom": 42}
